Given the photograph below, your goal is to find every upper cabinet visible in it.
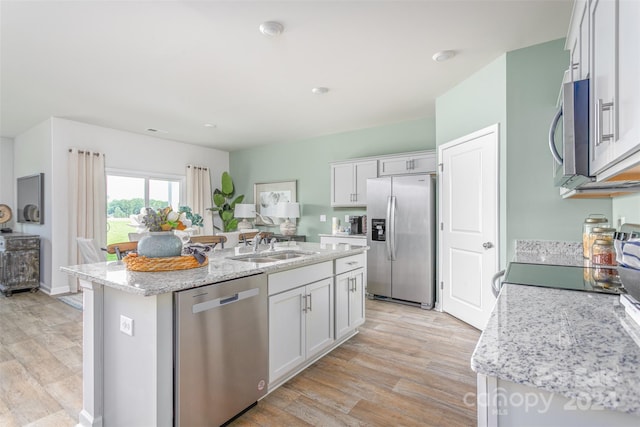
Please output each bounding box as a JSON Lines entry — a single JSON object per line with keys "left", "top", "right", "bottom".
{"left": 583, "top": 0, "right": 640, "bottom": 179}
{"left": 330, "top": 150, "right": 436, "bottom": 207}
{"left": 378, "top": 151, "right": 437, "bottom": 176}
{"left": 331, "top": 160, "right": 377, "bottom": 207}
{"left": 567, "top": 0, "right": 590, "bottom": 82}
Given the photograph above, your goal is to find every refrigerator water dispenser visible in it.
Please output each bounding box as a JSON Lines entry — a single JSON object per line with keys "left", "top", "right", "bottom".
{"left": 371, "top": 218, "right": 386, "bottom": 241}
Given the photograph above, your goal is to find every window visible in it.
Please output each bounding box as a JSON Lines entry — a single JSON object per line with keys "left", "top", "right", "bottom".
{"left": 106, "top": 169, "right": 184, "bottom": 248}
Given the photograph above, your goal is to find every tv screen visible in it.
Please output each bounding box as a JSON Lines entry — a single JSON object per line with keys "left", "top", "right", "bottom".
{"left": 17, "top": 173, "right": 44, "bottom": 224}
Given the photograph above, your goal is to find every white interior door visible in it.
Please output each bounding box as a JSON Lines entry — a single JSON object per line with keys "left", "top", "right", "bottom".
{"left": 439, "top": 124, "right": 499, "bottom": 330}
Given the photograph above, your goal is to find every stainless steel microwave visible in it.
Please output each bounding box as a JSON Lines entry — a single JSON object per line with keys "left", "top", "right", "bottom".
{"left": 549, "top": 78, "right": 591, "bottom": 189}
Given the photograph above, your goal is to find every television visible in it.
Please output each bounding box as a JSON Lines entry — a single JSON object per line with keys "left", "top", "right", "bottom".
{"left": 17, "top": 173, "right": 44, "bottom": 224}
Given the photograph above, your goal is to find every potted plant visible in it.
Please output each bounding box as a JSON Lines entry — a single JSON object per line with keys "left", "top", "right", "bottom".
{"left": 209, "top": 171, "right": 244, "bottom": 232}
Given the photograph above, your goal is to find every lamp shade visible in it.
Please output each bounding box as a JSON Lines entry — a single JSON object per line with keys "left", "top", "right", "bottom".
{"left": 235, "top": 204, "right": 256, "bottom": 219}
{"left": 276, "top": 202, "right": 300, "bottom": 219}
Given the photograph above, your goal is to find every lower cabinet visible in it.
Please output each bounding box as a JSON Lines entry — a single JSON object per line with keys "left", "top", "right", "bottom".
{"left": 335, "top": 268, "right": 365, "bottom": 339}
{"left": 269, "top": 278, "right": 334, "bottom": 384}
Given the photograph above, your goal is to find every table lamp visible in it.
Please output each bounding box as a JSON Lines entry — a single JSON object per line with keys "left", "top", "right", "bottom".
{"left": 276, "top": 202, "right": 300, "bottom": 235}
{"left": 235, "top": 204, "right": 256, "bottom": 230}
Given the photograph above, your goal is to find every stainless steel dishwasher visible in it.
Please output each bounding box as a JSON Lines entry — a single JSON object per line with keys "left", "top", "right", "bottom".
{"left": 174, "top": 273, "right": 268, "bottom": 426}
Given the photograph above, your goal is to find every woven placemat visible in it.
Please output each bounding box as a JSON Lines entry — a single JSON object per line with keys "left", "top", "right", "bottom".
{"left": 122, "top": 253, "right": 208, "bottom": 271}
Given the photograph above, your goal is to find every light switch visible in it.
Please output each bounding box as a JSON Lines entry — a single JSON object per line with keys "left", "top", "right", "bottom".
{"left": 344, "top": 214, "right": 350, "bottom": 223}
{"left": 320, "top": 215, "right": 326, "bottom": 222}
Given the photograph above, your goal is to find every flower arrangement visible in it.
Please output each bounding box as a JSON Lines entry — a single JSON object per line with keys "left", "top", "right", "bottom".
{"left": 138, "top": 206, "right": 203, "bottom": 232}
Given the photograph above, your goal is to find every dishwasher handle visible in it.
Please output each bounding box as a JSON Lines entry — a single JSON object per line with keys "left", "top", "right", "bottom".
{"left": 192, "top": 287, "right": 260, "bottom": 314}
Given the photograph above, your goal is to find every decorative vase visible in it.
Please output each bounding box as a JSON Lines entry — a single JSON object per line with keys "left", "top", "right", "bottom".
{"left": 137, "top": 231, "right": 183, "bottom": 258}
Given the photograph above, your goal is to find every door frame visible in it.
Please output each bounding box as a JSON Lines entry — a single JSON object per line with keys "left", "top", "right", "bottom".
{"left": 437, "top": 124, "right": 500, "bottom": 318}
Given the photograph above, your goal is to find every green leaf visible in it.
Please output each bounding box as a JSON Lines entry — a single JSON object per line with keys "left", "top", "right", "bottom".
{"left": 213, "top": 193, "right": 225, "bottom": 207}
{"left": 230, "top": 195, "right": 244, "bottom": 208}
{"left": 221, "top": 172, "right": 234, "bottom": 196}
{"left": 221, "top": 210, "right": 233, "bottom": 221}
{"left": 226, "top": 218, "right": 238, "bottom": 232}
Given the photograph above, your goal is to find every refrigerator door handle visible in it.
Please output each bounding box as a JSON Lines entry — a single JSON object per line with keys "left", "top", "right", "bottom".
{"left": 385, "top": 196, "right": 392, "bottom": 260}
{"left": 389, "top": 196, "right": 397, "bottom": 261}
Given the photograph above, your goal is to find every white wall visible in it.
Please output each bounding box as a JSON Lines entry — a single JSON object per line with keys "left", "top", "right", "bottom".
{"left": 14, "top": 117, "right": 229, "bottom": 294}
{"left": 0, "top": 137, "right": 15, "bottom": 228}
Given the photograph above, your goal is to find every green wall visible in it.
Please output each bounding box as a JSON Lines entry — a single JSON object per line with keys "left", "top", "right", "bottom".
{"left": 436, "top": 39, "right": 612, "bottom": 265}
{"left": 230, "top": 118, "right": 436, "bottom": 241}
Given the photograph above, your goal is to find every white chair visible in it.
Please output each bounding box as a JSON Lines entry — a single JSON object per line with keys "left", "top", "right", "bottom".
{"left": 76, "top": 237, "right": 106, "bottom": 264}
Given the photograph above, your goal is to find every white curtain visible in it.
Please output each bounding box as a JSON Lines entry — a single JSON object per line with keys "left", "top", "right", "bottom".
{"left": 68, "top": 148, "right": 107, "bottom": 268}
{"left": 186, "top": 165, "right": 213, "bottom": 234}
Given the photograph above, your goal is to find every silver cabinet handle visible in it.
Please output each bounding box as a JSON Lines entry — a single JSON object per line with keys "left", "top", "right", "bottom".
{"left": 302, "top": 294, "right": 308, "bottom": 312}
{"left": 406, "top": 160, "right": 410, "bottom": 170}
{"left": 482, "top": 242, "right": 494, "bottom": 249}
{"left": 596, "top": 98, "right": 614, "bottom": 146}
{"left": 307, "top": 293, "right": 312, "bottom": 312}
{"left": 492, "top": 270, "right": 505, "bottom": 298}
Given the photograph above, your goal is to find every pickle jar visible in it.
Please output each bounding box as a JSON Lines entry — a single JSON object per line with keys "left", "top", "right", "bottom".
{"left": 582, "top": 214, "right": 609, "bottom": 258}
{"left": 587, "top": 227, "right": 616, "bottom": 260}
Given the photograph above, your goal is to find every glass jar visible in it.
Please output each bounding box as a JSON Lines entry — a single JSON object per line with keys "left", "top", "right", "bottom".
{"left": 582, "top": 214, "right": 609, "bottom": 258}
{"left": 592, "top": 238, "right": 618, "bottom": 283}
{"left": 587, "top": 226, "right": 616, "bottom": 260}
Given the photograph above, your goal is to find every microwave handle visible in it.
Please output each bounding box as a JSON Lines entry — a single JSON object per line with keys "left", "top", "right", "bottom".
{"left": 548, "top": 106, "right": 563, "bottom": 165}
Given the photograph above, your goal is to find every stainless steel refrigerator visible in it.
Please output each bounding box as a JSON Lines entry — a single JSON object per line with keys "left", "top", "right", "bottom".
{"left": 366, "top": 174, "right": 435, "bottom": 309}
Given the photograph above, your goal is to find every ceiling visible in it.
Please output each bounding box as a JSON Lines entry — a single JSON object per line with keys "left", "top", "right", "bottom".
{"left": 0, "top": 0, "right": 573, "bottom": 152}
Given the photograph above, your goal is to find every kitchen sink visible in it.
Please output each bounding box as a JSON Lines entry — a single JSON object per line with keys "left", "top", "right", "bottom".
{"left": 230, "top": 250, "right": 317, "bottom": 264}
{"left": 267, "top": 253, "right": 303, "bottom": 260}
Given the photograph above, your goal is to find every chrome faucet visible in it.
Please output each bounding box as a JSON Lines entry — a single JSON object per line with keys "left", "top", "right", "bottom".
{"left": 252, "top": 232, "right": 263, "bottom": 252}
{"left": 269, "top": 238, "right": 277, "bottom": 251}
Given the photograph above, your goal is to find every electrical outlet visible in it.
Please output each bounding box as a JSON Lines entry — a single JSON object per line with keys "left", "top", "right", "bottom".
{"left": 120, "top": 315, "right": 133, "bottom": 336}
{"left": 344, "top": 214, "right": 350, "bottom": 223}
{"left": 320, "top": 215, "right": 326, "bottom": 222}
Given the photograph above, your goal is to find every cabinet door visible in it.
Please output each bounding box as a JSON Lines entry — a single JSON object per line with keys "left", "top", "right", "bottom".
{"left": 353, "top": 160, "right": 378, "bottom": 205}
{"left": 305, "top": 278, "right": 334, "bottom": 358}
{"left": 349, "top": 269, "right": 365, "bottom": 329}
{"left": 331, "top": 163, "right": 355, "bottom": 206}
{"left": 334, "top": 272, "right": 351, "bottom": 339}
{"left": 579, "top": 0, "right": 590, "bottom": 80}
{"left": 379, "top": 152, "right": 436, "bottom": 176}
{"left": 269, "top": 287, "right": 305, "bottom": 383}
{"left": 1, "top": 250, "right": 39, "bottom": 287}
{"left": 613, "top": 0, "right": 640, "bottom": 162}
{"left": 590, "top": 0, "right": 616, "bottom": 174}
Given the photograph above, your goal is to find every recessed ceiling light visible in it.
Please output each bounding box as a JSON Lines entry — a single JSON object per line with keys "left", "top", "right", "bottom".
{"left": 259, "top": 21, "right": 284, "bottom": 37}
{"left": 432, "top": 50, "right": 456, "bottom": 62}
{"left": 204, "top": 123, "right": 216, "bottom": 128}
{"left": 311, "top": 87, "right": 330, "bottom": 95}
{"left": 146, "top": 128, "right": 168, "bottom": 134}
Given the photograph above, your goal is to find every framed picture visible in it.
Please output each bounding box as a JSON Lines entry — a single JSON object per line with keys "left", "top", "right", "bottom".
{"left": 254, "top": 180, "right": 297, "bottom": 226}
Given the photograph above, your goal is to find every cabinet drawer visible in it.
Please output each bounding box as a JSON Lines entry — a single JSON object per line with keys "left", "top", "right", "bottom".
{"left": 335, "top": 253, "right": 366, "bottom": 275}
{"left": 0, "top": 238, "right": 40, "bottom": 251}
{"left": 268, "top": 261, "right": 333, "bottom": 295}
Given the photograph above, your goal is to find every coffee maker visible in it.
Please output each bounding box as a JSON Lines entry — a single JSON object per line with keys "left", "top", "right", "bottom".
{"left": 349, "top": 215, "right": 365, "bottom": 235}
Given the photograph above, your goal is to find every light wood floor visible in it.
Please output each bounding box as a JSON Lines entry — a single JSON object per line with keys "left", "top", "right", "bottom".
{"left": 232, "top": 299, "right": 481, "bottom": 427}
{"left": 0, "top": 292, "right": 480, "bottom": 426}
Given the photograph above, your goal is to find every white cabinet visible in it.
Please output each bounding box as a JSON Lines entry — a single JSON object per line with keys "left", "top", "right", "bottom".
{"left": 319, "top": 234, "right": 367, "bottom": 246}
{"left": 378, "top": 151, "right": 436, "bottom": 176}
{"left": 588, "top": 0, "right": 640, "bottom": 177}
{"left": 334, "top": 254, "right": 366, "bottom": 340}
{"left": 330, "top": 160, "right": 377, "bottom": 207}
{"left": 268, "top": 262, "right": 334, "bottom": 385}
{"left": 590, "top": 0, "right": 616, "bottom": 174}
{"left": 567, "top": 0, "right": 590, "bottom": 82}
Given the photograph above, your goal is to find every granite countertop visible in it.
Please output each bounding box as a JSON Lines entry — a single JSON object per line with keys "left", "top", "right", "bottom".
{"left": 318, "top": 233, "right": 366, "bottom": 239}
{"left": 472, "top": 240, "right": 640, "bottom": 415}
{"left": 61, "top": 242, "right": 366, "bottom": 297}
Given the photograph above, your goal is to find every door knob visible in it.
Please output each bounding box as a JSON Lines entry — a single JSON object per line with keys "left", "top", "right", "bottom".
{"left": 482, "top": 242, "right": 494, "bottom": 249}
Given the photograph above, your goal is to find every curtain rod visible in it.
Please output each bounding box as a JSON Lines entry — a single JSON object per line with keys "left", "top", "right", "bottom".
{"left": 187, "top": 165, "right": 209, "bottom": 170}
{"left": 68, "top": 149, "right": 103, "bottom": 156}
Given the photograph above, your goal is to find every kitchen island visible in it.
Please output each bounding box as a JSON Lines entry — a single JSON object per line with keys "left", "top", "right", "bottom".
{"left": 61, "top": 242, "right": 367, "bottom": 427}
{"left": 471, "top": 241, "right": 640, "bottom": 426}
